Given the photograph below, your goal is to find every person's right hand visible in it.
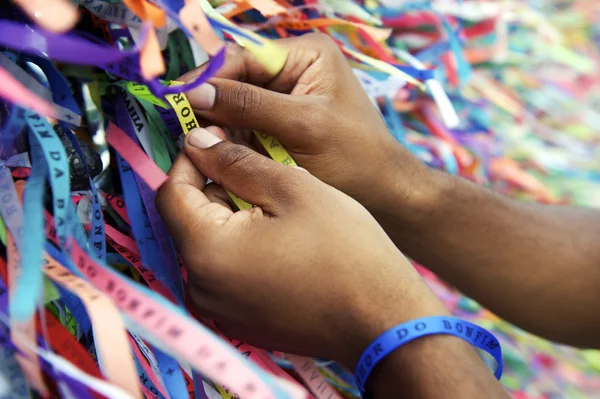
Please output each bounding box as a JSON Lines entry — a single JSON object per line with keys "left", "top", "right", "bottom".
{"left": 181, "top": 33, "right": 436, "bottom": 213}
{"left": 156, "top": 126, "right": 449, "bottom": 369}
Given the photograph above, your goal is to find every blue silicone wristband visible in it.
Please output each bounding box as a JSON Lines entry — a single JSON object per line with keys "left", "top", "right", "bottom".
{"left": 354, "top": 316, "right": 503, "bottom": 392}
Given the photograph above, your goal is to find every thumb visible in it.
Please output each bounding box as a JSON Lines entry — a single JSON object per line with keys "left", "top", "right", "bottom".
{"left": 187, "top": 79, "right": 324, "bottom": 149}
{"left": 184, "top": 126, "right": 303, "bottom": 214}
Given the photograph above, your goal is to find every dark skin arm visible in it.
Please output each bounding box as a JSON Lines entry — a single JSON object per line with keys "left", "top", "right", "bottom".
{"left": 183, "top": 33, "right": 600, "bottom": 348}
{"left": 373, "top": 166, "right": 600, "bottom": 347}
{"left": 157, "top": 127, "right": 509, "bottom": 399}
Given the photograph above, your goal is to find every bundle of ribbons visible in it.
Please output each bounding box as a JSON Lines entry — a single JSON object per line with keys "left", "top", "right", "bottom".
{"left": 0, "top": 0, "right": 599, "bottom": 398}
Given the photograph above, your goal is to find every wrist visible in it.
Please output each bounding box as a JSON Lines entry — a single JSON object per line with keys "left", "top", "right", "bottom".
{"left": 330, "top": 267, "right": 450, "bottom": 370}
{"left": 356, "top": 316, "right": 503, "bottom": 392}
{"left": 366, "top": 332, "right": 507, "bottom": 399}
{"left": 368, "top": 146, "right": 454, "bottom": 226}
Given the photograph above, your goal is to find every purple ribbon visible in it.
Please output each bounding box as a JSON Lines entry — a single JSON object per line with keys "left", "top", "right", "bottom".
{"left": 147, "top": 46, "right": 225, "bottom": 97}
{"left": 0, "top": 21, "right": 225, "bottom": 97}
{"left": 0, "top": 21, "right": 139, "bottom": 64}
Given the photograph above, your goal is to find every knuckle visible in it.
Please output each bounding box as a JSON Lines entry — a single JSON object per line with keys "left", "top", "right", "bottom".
{"left": 225, "top": 83, "right": 261, "bottom": 118}
{"left": 308, "top": 100, "right": 329, "bottom": 123}
{"left": 308, "top": 32, "right": 335, "bottom": 49}
{"left": 225, "top": 41, "right": 240, "bottom": 54}
{"left": 216, "top": 143, "right": 255, "bottom": 175}
{"left": 310, "top": 32, "right": 342, "bottom": 56}
{"left": 281, "top": 170, "right": 304, "bottom": 195}
{"left": 225, "top": 43, "right": 249, "bottom": 82}
{"left": 291, "top": 100, "right": 328, "bottom": 136}
{"left": 277, "top": 169, "right": 313, "bottom": 206}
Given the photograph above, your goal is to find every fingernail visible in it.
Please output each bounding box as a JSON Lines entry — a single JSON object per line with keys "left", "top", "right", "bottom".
{"left": 189, "top": 83, "right": 216, "bottom": 109}
{"left": 188, "top": 128, "right": 223, "bottom": 149}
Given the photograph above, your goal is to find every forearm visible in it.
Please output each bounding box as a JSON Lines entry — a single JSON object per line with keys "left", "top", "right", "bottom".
{"left": 372, "top": 165, "right": 600, "bottom": 347}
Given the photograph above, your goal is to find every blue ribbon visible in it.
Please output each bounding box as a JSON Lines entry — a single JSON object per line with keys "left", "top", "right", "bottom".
{"left": 14, "top": 135, "right": 47, "bottom": 324}
{"left": 27, "top": 55, "right": 82, "bottom": 123}
{"left": 151, "top": 345, "right": 190, "bottom": 399}
{"left": 15, "top": 112, "right": 70, "bottom": 324}
{"left": 115, "top": 99, "right": 183, "bottom": 303}
{"left": 393, "top": 64, "right": 436, "bottom": 81}
{"left": 354, "top": 316, "right": 503, "bottom": 391}
{"left": 64, "top": 130, "right": 106, "bottom": 263}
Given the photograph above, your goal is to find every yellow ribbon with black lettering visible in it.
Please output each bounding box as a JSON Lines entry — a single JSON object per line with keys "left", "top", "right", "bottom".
{"left": 125, "top": 81, "right": 297, "bottom": 210}
{"left": 164, "top": 82, "right": 298, "bottom": 210}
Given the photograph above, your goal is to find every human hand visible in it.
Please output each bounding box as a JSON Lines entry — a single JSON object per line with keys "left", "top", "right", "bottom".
{"left": 181, "top": 33, "right": 436, "bottom": 213}
{"left": 156, "top": 126, "right": 448, "bottom": 368}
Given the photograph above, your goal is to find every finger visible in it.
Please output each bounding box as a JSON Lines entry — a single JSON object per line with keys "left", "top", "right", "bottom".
{"left": 210, "top": 126, "right": 269, "bottom": 158}
{"left": 187, "top": 78, "right": 325, "bottom": 150}
{"left": 184, "top": 126, "right": 305, "bottom": 214}
{"left": 203, "top": 183, "right": 235, "bottom": 210}
{"left": 156, "top": 152, "right": 234, "bottom": 254}
{"left": 180, "top": 42, "right": 278, "bottom": 88}
{"left": 180, "top": 32, "right": 342, "bottom": 94}
{"left": 165, "top": 151, "right": 207, "bottom": 191}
